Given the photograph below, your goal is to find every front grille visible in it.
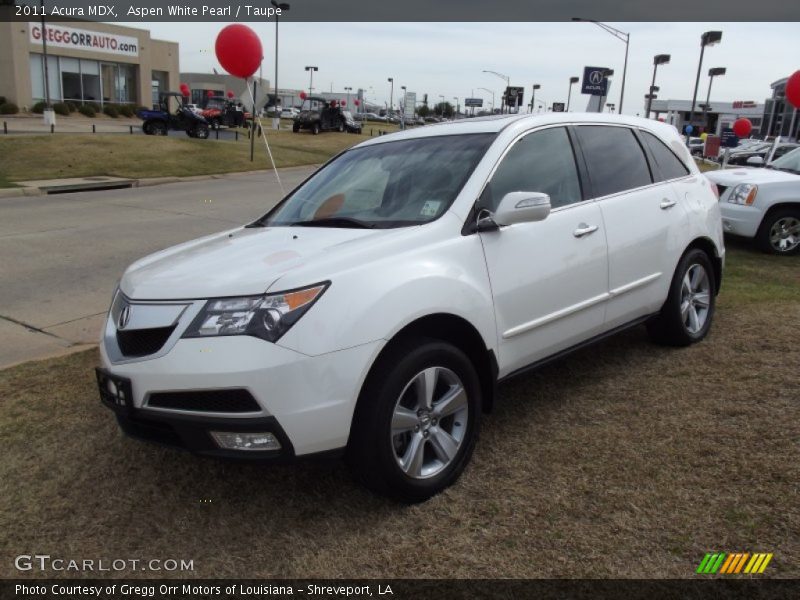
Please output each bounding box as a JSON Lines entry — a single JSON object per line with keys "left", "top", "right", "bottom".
{"left": 117, "top": 326, "right": 175, "bottom": 357}
{"left": 147, "top": 389, "right": 261, "bottom": 413}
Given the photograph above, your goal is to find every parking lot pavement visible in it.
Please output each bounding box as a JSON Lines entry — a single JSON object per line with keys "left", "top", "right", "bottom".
{"left": 0, "top": 166, "right": 316, "bottom": 369}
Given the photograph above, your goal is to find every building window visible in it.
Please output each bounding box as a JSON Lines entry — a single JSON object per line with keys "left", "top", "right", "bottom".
{"left": 29, "top": 53, "right": 136, "bottom": 106}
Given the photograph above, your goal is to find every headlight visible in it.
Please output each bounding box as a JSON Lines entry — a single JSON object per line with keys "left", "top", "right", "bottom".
{"left": 183, "top": 282, "right": 328, "bottom": 342}
{"left": 728, "top": 183, "right": 758, "bottom": 205}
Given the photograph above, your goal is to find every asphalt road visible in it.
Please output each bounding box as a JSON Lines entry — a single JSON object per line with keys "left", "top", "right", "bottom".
{"left": 0, "top": 166, "right": 316, "bottom": 368}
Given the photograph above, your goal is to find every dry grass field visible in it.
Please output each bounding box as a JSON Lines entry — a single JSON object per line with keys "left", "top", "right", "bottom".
{"left": 1, "top": 241, "right": 798, "bottom": 579}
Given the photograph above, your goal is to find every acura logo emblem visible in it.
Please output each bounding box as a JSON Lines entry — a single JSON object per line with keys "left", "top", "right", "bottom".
{"left": 589, "top": 71, "right": 604, "bottom": 85}
{"left": 118, "top": 304, "right": 131, "bottom": 329}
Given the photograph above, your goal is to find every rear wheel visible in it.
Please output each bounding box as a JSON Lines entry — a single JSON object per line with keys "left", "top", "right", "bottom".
{"left": 756, "top": 208, "right": 800, "bottom": 255}
{"left": 312, "top": 123, "right": 320, "bottom": 135}
{"left": 292, "top": 123, "right": 300, "bottom": 133}
{"left": 149, "top": 121, "right": 167, "bottom": 136}
{"left": 647, "top": 248, "right": 716, "bottom": 346}
{"left": 337, "top": 122, "right": 345, "bottom": 133}
{"left": 193, "top": 124, "right": 209, "bottom": 139}
{"left": 347, "top": 338, "right": 481, "bottom": 503}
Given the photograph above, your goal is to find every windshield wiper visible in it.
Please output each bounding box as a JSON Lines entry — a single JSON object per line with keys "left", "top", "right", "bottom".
{"left": 291, "top": 217, "right": 375, "bottom": 229}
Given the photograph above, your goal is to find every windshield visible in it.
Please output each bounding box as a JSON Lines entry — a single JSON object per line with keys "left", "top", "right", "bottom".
{"left": 256, "top": 133, "right": 496, "bottom": 228}
{"left": 770, "top": 147, "right": 800, "bottom": 173}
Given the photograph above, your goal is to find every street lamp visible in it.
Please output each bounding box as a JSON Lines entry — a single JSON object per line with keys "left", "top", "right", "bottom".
{"left": 607, "top": 102, "right": 616, "bottom": 113}
{"left": 689, "top": 31, "right": 723, "bottom": 132}
{"left": 271, "top": 0, "right": 289, "bottom": 129}
{"left": 400, "top": 85, "right": 407, "bottom": 127}
{"left": 482, "top": 70, "right": 510, "bottom": 113}
{"left": 531, "top": 84, "right": 541, "bottom": 113}
{"left": 567, "top": 76, "right": 579, "bottom": 112}
{"left": 304, "top": 66, "right": 318, "bottom": 95}
{"left": 453, "top": 96, "right": 459, "bottom": 119}
{"left": 645, "top": 54, "right": 670, "bottom": 118}
{"left": 387, "top": 77, "right": 394, "bottom": 116}
{"left": 703, "top": 67, "right": 726, "bottom": 132}
{"left": 572, "top": 18, "right": 630, "bottom": 113}
{"left": 478, "top": 87, "right": 495, "bottom": 113}
{"left": 438, "top": 95, "right": 445, "bottom": 117}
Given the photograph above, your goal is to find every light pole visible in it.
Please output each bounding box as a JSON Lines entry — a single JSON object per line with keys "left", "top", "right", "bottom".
{"left": 387, "top": 77, "right": 394, "bottom": 116}
{"left": 344, "top": 86, "right": 352, "bottom": 109}
{"left": 572, "top": 18, "right": 630, "bottom": 114}
{"left": 478, "top": 87, "right": 495, "bottom": 113}
{"left": 482, "top": 70, "right": 510, "bottom": 113}
{"left": 567, "top": 76, "right": 579, "bottom": 112}
{"left": 645, "top": 54, "right": 670, "bottom": 119}
{"left": 271, "top": 0, "right": 289, "bottom": 129}
{"left": 530, "top": 84, "right": 540, "bottom": 113}
{"left": 453, "top": 96, "right": 459, "bottom": 119}
{"left": 438, "top": 95, "right": 445, "bottom": 117}
{"left": 703, "top": 67, "right": 726, "bottom": 133}
{"left": 689, "top": 31, "right": 723, "bottom": 133}
{"left": 305, "top": 65, "right": 318, "bottom": 96}
{"left": 401, "top": 85, "right": 407, "bottom": 127}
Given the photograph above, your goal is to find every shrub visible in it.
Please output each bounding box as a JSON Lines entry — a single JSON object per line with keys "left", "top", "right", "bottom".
{"left": 66, "top": 101, "right": 78, "bottom": 113}
{"left": 86, "top": 102, "right": 100, "bottom": 112}
{"left": 0, "top": 102, "right": 19, "bottom": 115}
{"left": 103, "top": 104, "right": 119, "bottom": 118}
{"left": 0, "top": 96, "right": 6, "bottom": 105}
{"left": 52, "top": 102, "right": 70, "bottom": 116}
{"left": 118, "top": 104, "right": 135, "bottom": 118}
{"left": 32, "top": 101, "right": 46, "bottom": 114}
{"left": 78, "top": 104, "right": 96, "bottom": 117}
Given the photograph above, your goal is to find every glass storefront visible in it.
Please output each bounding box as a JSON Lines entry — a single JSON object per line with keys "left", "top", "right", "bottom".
{"left": 29, "top": 53, "right": 137, "bottom": 105}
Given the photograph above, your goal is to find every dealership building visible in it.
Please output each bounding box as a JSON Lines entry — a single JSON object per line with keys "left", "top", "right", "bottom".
{"left": 649, "top": 99, "right": 764, "bottom": 136}
{"left": 0, "top": 20, "right": 179, "bottom": 110}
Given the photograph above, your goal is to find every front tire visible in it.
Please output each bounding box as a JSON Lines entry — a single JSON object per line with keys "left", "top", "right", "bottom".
{"left": 347, "top": 338, "right": 481, "bottom": 503}
{"left": 647, "top": 248, "right": 716, "bottom": 346}
{"left": 311, "top": 123, "right": 320, "bottom": 135}
{"left": 756, "top": 208, "right": 800, "bottom": 255}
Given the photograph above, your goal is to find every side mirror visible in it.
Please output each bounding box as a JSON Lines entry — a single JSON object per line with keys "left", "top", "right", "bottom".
{"left": 746, "top": 156, "right": 765, "bottom": 166}
{"left": 493, "top": 192, "right": 551, "bottom": 226}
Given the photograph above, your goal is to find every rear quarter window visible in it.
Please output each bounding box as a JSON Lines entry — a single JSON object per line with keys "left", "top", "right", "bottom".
{"left": 641, "top": 130, "right": 691, "bottom": 181}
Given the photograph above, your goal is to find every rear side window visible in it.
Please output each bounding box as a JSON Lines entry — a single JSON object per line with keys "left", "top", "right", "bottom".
{"left": 480, "top": 127, "right": 582, "bottom": 211}
{"left": 641, "top": 131, "right": 690, "bottom": 181}
{"left": 574, "top": 126, "right": 652, "bottom": 197}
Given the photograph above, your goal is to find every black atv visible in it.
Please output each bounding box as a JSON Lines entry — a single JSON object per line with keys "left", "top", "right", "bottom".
{"left": 293, "top": 96, "right": 352, "bottom": 134}
{"left": 138, "top": 92, "right": 210, "bottom": 139}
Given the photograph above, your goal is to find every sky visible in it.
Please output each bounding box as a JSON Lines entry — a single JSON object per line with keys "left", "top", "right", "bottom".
{"left": 128, "top": 22, "right": 799, "bottom": 114}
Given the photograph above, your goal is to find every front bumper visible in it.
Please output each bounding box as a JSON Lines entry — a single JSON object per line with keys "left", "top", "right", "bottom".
{"left": 719, "top": 202, "right": 762, "bottom": 238}
{"left": 98, "top": 335, "right": 382, "bottom": 458}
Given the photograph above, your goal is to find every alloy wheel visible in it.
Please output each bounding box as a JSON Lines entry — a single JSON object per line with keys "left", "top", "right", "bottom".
{"left": 769, "top": 216, "right": 800, "bottom": 253}
{"left": 391, "top": 366, "right": 469, "bottom": 479}
{"left": 680, "top": 263, "right": 711, "bottom": 334}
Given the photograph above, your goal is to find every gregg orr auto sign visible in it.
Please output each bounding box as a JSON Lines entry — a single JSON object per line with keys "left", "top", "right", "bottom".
{"left": 30, "top": 24, "right": 139, "bottom": 57}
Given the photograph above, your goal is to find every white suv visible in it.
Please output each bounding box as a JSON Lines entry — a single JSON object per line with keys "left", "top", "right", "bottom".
{"left": 97, "top": 114, "right": 724, "bottom": 502}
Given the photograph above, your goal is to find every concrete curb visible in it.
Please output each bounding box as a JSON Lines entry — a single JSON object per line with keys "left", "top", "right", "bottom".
{"left": 0, "top": 164, "right": 321, "bottom": 199}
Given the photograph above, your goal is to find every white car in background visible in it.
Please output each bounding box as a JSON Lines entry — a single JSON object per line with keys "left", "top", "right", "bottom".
{"left": 97, "top": 113, "right": 724, "bottom": 502}
{"left": 706, "top": 147, "right": 800, "bottom": 254}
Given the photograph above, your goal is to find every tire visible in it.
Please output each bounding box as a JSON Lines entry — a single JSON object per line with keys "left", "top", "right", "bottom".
{"left": 211, "top": 118, "right": 220, "bottom": 130}
{"left": 292, "top": 124, "right": 300, "bottom": 133}
{"left": 346, "top": 338, "right": 482, "bottom": 503}
{"left": 338, "top": 122, "right": 345, "bottom": 133}
{"left": 193, "top": 124, "right": 209, "bottom": 139}
{"left": 142, "top": 122, "right": 152, "bottom": 135}
{"left": 312, "top": 123, "right": 320, "bottom": 135}
{"left": 755, "top": 208, "right": 800, "bottom": 255}
{"left": 647, "top": 248, "right": 716, "bottom": 347}
{"left": 149, "top": 121, "right": 167, "bottom": 136}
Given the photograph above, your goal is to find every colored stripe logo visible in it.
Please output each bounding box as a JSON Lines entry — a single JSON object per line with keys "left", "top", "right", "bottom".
{"left": 696, "top": 552, "right": 773, "bottom": 574}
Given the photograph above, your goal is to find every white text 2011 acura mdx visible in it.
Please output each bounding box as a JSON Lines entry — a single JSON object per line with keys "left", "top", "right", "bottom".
{"left": 97, "top": 114, "right": 724, "bottom": 502}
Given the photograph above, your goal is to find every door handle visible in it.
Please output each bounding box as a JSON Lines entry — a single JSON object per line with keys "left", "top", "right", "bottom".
{"left": 660, "top": 198, "right": 677, "bottom": 210}
{"left": 573, "top": 223, "right": 599, "bottom": 238}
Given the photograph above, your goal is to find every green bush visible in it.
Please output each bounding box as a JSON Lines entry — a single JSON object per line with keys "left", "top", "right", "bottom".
{"left": 0, "top": 96, "right": 6, "bottom": 105}
{"left": 32, "top": 101, "right": 46, "bottom": 114}
{"left": 0, "top": 102, "right": 19, "bottom": 115}
{"left": 103, "top": 104, "right": 119, "bottom": 118}
{"left": 52, "top": 102, "right": 70, "bottom": 116}
{"left": 78, "top": 105, "right": 96, "bottom": 117}
{"left": 118, "top": 104, "right": 135, "bottom": 118}
{"left": 86, "top": 102, "right": 100, "bottom": 112}
{"left": 66, "top": 102, "right": 78, "bottom": 113}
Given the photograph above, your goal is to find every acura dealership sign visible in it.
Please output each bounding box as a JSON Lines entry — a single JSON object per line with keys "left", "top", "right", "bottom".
{"left": 30, "top": 24, "right": 139, "bottom": 57}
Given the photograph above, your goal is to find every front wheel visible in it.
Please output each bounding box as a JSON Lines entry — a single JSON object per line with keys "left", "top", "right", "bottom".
{"left": 148, "top": 121, "right": 167, "bottom": 136}
{"left": 347, "top": 338, "right": 481, "bottom": 503}
{"left": 311, "top": 123, "right": 320, "bottom": 135}
{"left": 193, "top": 124, "right": 210, "bottom": 139}
{"left": 756, "top": 208, "right": 800, "bottom": 255}
{"left": 647, "top": 248, "right": 716, "bottom": 346}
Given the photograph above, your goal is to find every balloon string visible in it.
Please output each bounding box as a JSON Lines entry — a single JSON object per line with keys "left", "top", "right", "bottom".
{"left": 245, "top": 83, "right": 285, "bottom": 196}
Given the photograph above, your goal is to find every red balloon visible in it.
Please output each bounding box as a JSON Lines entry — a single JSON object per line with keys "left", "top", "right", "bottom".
{"left": 227, "top": 91, "right": 234, "bottom": 99}
{"left": 786, "top": 70, "right": 800, "bottom": 110}
{"left": 179, "top": 83, "right": 190, "bottom": 97}
{"left": 215, "top": 24, "right": 263, "bottom": 79}
{"left": 299, "top": 91, "right": 307, "bottom": 100}
{"left": 207, "top": 90, "right": 214, "bottom": 98}
{"left": 341, "top": 100, "right": 347, "bottom": 106}
{"left": 733, "top": 118, "right": 753, "bottom": 138}
{"left": 354, "top": 99, "right": 360, "bottom": 106}
{"left": 330, "top": 100, "right": 337, "bottom": 107}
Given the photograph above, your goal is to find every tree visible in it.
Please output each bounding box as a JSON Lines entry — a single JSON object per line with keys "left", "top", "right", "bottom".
{"left": 434, "top": 101, "right": 454, "bottom": 118}
{"left": 417, "top": 104, "right": 430, "bottom": 118}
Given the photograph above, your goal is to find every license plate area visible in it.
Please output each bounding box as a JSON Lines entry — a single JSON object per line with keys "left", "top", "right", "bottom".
{"left": 96, "top": 368, "right": 133, "bottom": 413}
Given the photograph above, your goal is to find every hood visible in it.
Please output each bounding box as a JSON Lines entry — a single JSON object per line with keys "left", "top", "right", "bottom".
{"left": 120, "top": 226, "right": 385, "bottom": 300}
{"left": 705, "top": 167, "right": 800, "bottom": 186}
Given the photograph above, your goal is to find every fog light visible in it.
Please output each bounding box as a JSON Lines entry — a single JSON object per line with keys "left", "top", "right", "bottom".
{"left": 211, "top": 431, "right": 281, "bottom": 451}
